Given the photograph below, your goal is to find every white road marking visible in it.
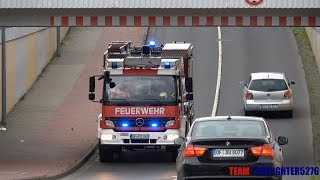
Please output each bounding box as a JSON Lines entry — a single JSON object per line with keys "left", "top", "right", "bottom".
{"left": 211, "top": 26, "right": 223, "bottom": 116}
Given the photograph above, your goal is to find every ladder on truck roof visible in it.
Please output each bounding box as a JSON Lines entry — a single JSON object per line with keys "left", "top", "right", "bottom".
{"left": 103, "top": 41, "right": 131, "bottom": 67}
{"left": 103, "top": 41, "right": 193, "bottom": 68}
{"left": 108, "top": 41, "right": 131, "bottom": 53}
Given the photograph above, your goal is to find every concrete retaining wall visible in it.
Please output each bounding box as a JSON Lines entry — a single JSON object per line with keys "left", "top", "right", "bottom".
{"left": 0, "top": 27, "right": 69, "bottom": 115}
{"left": 306, "top": 27, "right": 320, "bottom": 69}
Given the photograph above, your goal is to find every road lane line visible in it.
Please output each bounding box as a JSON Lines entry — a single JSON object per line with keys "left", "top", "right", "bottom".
{"left": 211, "top": 26, "right": 223, "bottom": 116}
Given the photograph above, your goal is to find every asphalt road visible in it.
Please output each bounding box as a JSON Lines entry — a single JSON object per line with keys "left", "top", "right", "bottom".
{"left": 217, "top": 27, "right": 314, "bottom": 166}
{"left": 61, "top": 27, "right": 314, "bottom": 180}
{"left": 61, "top": 27, "right": 219, "bottom": 180}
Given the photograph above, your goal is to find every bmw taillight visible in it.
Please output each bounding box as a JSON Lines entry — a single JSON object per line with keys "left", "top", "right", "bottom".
{"left": 284, "top": 90, "right": 291, "bottom": 99}
{"left": 246, "top": 92, "right": 254, "bottom": 99}
{"left": 183, "top": 144, "right": 206, "bottom": 157}
{"left": 250, "top": 144, "right": 274, "bottom": 157}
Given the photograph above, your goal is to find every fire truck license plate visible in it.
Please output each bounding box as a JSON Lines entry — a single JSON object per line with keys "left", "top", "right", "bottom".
{"left": 130, "top": 134, "right": 150, "bottom": 139}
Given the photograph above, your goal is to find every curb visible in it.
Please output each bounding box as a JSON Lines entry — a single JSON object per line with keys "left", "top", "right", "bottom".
{"left": 24, "top": 139, "right": 99, "bottom": 180}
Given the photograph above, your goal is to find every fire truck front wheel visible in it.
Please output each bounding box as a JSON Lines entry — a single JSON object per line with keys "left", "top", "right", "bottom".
{"left": 99, "top": 147, "right": 113, "bottom": 162}
{"left": 99, "top": 143, "right": 122, "bottom": 163}
{"left": 166, "top": 146, "right": 180, "bottom": 162}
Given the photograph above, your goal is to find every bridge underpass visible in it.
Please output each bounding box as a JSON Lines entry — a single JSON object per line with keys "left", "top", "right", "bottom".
{"left": 0, "top": 0, "right": 320, "bottom": 179}
{"left": 0, "top": 0, "right": 320, "bottom": 27}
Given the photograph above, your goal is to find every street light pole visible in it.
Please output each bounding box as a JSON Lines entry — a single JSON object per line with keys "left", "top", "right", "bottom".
{"left": 1, "top": 27, "right": 7, "bottom": 131}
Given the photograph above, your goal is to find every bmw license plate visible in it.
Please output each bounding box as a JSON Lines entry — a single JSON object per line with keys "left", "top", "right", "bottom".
{"left": 130, "top": 134, "right": 149, "bottom": 139}
{"left": 260, "top": 104, "right": 278, "bottom": 109}
{"left": 212, "top": 149, "right": 245, "bottom": 157}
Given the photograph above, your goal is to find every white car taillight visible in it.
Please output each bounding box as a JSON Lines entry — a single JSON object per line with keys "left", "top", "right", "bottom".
{"left": 246, "top": 92, "right": 254, "bottom": 99}
{"left": 284, "top": 90, "right": 291, "bottom": 99}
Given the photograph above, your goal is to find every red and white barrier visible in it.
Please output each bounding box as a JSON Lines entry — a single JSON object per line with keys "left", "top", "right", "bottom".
{"left": 50, "top": 16, "right": 320, "bottom": 27}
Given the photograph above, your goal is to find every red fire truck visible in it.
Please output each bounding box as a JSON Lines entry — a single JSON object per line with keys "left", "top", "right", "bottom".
{"left": 89, "top": 41, "right": 194, "bottom": 162}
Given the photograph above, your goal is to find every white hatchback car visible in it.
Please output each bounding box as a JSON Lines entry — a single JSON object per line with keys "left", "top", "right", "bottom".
{"left": 241, "top": 72, "right": 295, "bottom": 118}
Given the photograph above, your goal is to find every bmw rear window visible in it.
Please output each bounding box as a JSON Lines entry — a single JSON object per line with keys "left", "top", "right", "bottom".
{"left": 249, "top": 79, "right": 288, "bottom": 92}
{"left": 192, "top": 120, "right": 267, "bottom": 139}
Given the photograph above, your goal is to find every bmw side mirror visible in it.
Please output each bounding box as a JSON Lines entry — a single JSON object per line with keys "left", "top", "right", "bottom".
{"left": 290, "top": 81, "right": 296, "bottom": 85}
{"left": 278, "top": 136, "right": 288, "bottom": 145}
{"left": 174, "top": 137, "right": 185, "bottom": 145}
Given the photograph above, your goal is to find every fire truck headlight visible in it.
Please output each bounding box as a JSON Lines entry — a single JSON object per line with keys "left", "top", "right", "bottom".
{"left": 165, "top": 120, "right": 175, "bottom": 127}
{"left": 101, "top": 134, "right": 113, "bottom": 141}
{"left": 105, "top": 120, "right": 115, "bottom": 127}
{"left": 166, "top": 134, "right": 179, "bottom": 141}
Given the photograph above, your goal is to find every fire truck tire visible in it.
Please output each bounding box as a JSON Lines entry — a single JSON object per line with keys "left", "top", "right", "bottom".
{"left": 177, "top": 172, "right": 184, "bottom": 180}
{"left": 171, "top": 150, "right": 179, "bottom": 162}
{"left": 167, "top": 146, "right": 179, "bottom": 162}
{"left": 99, "top": 147, "right": 114, "bottom": 163}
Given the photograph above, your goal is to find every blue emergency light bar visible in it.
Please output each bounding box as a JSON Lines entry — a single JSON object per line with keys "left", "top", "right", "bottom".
{"left": 111, "top": 62, "right": 118, "bottom": 69}
{"left": 149, "top": 41, "right": 156, "bottom": 48}
{"left": 142, "top": 45, "right": 151, "bottom": 54}
{"left": 164, "top": 62, "right": 171, "bottom": 69}
{"left": 120, "top": 121, "right": 159, "bottom": 127}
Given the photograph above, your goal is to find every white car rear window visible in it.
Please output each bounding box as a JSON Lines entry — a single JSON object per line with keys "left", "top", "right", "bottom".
{"left": 249, "top": 79, "right": 288, "bottom": 92}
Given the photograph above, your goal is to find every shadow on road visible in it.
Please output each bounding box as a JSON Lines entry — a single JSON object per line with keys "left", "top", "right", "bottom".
{"left": 248, "top": 112, "right": 293, "bottom": 119}
{"left": 111, "top": 150, "right": 176, "bottom": 163}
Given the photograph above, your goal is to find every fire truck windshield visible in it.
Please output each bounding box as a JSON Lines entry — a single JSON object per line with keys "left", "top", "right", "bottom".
{"left": 105, "top": 75, "right": 177, "bottom": 106}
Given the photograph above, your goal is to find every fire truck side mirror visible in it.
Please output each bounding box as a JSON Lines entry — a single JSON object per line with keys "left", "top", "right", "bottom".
{"left": 174, "top": 137, "right": 185, "bottom": 145}
{"left": 109, "top": 82, "right": 116, "bottom": 88}
{"left": 89, "top": 76, "right": 95, "bottom": 93}
{"left": 185, "top": 77, "right": 193, "bottom": 93}
{"left": 89, "top": 93, "right": 95, "bottom": 100}
{"left": 186, "top": 94, "right": 193, "bottom": 101}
